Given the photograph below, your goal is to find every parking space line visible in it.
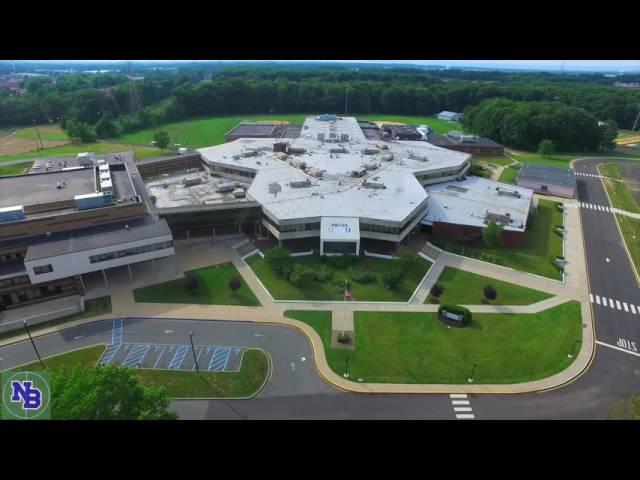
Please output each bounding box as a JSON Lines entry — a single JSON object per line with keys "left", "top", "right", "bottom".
{"left": 192, "top": 347, "right": 204, "bottom": 371}
{"left": 100, "top": 344, "right": 121, "bottom": 366}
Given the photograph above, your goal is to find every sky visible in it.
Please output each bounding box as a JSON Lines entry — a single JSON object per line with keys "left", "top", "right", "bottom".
{"left": 7, "top": 60, "right": 640, "bottom": 72}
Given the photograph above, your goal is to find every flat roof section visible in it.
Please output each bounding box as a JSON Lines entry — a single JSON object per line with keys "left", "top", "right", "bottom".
{"left": 0, "top": 168, "right": 96, "bottom": 209}
{"left": 518, "top": 163, "right": 577, "bottom": 188}
{"left": 24, "top": 216, "right": 172, "bottom": 261}
{"left": 423, "top": 176, "right": 533, "bottom": 232}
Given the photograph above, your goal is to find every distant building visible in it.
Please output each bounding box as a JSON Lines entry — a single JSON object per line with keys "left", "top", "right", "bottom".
{"left": 437, "top": 111, "right": 462, "bottom": 122}
{"left": 516, "top": 163, "right": 577, "bottom": 199}
{"left": 428, "top": 131, "right": 504, "bottom": 155}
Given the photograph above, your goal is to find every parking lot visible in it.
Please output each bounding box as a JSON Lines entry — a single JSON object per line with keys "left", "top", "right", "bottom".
{"left": 99, "top": 342, "right": 244, "bottom": 372}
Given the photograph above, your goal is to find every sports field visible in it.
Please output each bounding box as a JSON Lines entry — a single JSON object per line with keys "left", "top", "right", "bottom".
{"left": 0, "top": 124, "right": 70, "bottom": 156}
{"left": 0, "top": 141, "right": 164, "bottom": 163}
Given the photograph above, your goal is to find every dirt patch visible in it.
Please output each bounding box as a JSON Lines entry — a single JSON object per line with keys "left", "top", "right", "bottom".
{"left": 0, "top": 130, "right": 69, "bottom": 156}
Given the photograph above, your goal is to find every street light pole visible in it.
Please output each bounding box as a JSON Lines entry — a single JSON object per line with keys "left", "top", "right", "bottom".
{"left": 23, "top": 321, "right": 44, "bottom": 368}
{"left": 189, "top": 331, "right": 199, "bottom": 374}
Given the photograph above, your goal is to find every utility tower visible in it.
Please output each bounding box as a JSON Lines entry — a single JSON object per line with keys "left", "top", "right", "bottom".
{"left": 127, "top": 61, "right": 143, "bottom": 114}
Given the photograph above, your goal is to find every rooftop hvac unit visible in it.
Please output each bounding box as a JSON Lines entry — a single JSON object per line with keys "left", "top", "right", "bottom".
{"left": 496, "top": 187, "right": 522, "bottom": 198}
{"left": 309, "top": 168, "right": 324, "bottom": 178}
{"left": 216, "top": 183, "right": 235, "bottom": 193}
{"left": 362, "top": 180, "right": 386, "bottom": 189}
{"left": 381, "top": 153, "right": 394, "bottom": 162}
{"left": 363, "top": 163, "right": 378, "bottom": 171}
{"left": 329, "top": 147, "right": 347, "bottom": 154}
{"left": 340, "top": 134, "right": 349, "bottom": 142}
{"left": 408, "top": 153, "right": 429, "bottom": 162}
{"left": 233, "top": 188, "right": 246, "bottom": 198}
{"left": 363, "top": 148, "right": 379, "bottom": 155}
{"left": 287, "top": 147, "right": 306, "bottom": 155}
{"left": 486, "top": 211, "right": 513, "bottom": 224}
{"left": 74, "top": 192, "right": 112, "bottom": 210}
{"left": 317, "top": 133, "right": 325, "bottom": 141}
{"left": 290, "top": 179, "right": 312, "bottom": 188}
{"left": 183, "top": 176, "right": 203, "bottom": 187}
{"left": 351, "top": 170, "right": 366, "bottom": 178}
{"left": 241, "top": 149, "right": 258, "bottom": 157}
{"left": 0, "top": 205, "right": 25, "bottom": 223}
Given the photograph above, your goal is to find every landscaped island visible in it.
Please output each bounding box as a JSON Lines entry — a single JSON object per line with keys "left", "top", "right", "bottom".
{"left": 286, "top": 301, "right": 582, "bottom": 384}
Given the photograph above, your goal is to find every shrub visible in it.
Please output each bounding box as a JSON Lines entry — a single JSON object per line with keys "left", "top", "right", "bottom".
{"left": 327, "top": 255, "right": 357, "bottom": 270}
{"left": 228, "top": 276, "right": 242, "bottom": 296}
{"left": 382, "top": 269, "right": 403, "bottom": 289}
{"left": 289, "top": 264, "right": 316, "bottom": 287}
{"left": 484, "top": 285, "right": 497, "bottom": 301}
{"left": 395, "top": 246, "right": 419, "bottom": 273}
{"left": 184, "top": 273, "right": 199, "bottom": 295}
{"left": 429, "top": 296, "right": 440, "bottom": 304}
{"left": 264, "top": 246, "right": 292, "bottom": 277}
{"left": 351, "top": 271, "right": 376, "bottom": 284}
{"left": 315, "top": 266, "right": 334, "bottom": 283}
{"left": 430, "top": 283, "right": 444, "bottom": 298}
{"left": 337, "top": 333, "right": 351, "bottom": 344}
{"left": 438, "top": 304, "right": 472, "bottom": 326}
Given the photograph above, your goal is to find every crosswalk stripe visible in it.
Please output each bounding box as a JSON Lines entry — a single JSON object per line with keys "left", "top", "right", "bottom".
{"left": 589, "top": 293, "right": 594, "bottom": 303}
{"left": 632, "top": 305, "right": 637, "bottom": 315}
{"left": 623, "top": 302, "right": 629, "bottom": 312}
{"left": 456, "top": 414, "right": 475, "bottom": 419}
{"left": 616, "top": 300, "right": 622, "bottom": 310}
{"left": 449, "top": 394, "right": 468, "bottom": 398}
{"left": 595, "top": 295, "right": 601, "bottom": 305}
{"left": 610, "top": 298, "right": 615, "bottom": 308}
{"left": 454, "top": 407, "right": 473, "bottom": 412}
{"left": 452, "top": 400, "right": 470, "bottom": 405}
{"left": 601, "top": 297, "right": 608, "bottom": 307}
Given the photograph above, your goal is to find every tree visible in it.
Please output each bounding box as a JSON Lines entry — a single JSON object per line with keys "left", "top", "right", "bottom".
{"left": 66, "top": 120, "right": 97, "bottom": 143}
{"left": 264, "top": 246, "right": 292, "bottom": 277}
{"left": 50, "top": 365, "right": 177, "bottom": 420}
{"left": 95, "top": 112, "right": 118, "bottom": 139}
{"left": 482, "top": 219, "right": 504, "bottom": 248}
{"left": 538, "top": 139, "right": 555, "bottom": 157}
{"left": 599, "top": 118, "right": 618, "bottom": 150}
{"left": 288, "top": 264, "right": 316, "bottom": 287}
{"left": 228, "top": 276, "right": 242, "bottom": 296}
{"left": 395, "top": 246, "right": 419, "bottom": 274}
{"left": 153, "top": 130, "right": 171, "bottom": 150}
{"left": 483, "top": 285, "right": 497, "bottom": 301}
{"left": 382, "top": 269, "right": 403, "bottom": 290}
{"left": 184, "top": 273, "right": 199, "bottom": 295}
{"left": 430, "top": 284, "right": 444, "bottom": 298}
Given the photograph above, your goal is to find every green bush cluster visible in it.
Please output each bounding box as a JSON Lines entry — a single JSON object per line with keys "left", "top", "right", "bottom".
{"left": 351, "top": 271, "right": 376, "bottom": 284}
{"left": 326, "top": 255, "right": 358, "bottom": 269}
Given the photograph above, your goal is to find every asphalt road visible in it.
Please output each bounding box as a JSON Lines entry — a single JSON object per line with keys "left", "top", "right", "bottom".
{"left": 1, "top": 156, "right": 639, "bottom": 419}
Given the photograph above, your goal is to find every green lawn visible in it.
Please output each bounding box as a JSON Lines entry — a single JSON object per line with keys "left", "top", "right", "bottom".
{"left": 425, "top": 266, "right": 553, "bottom": 305}
{"left": 0, "top": 161, "right": 32, "bottom": 176}
{"left": 15, "top": 124, "right": 69, "bottom": 142}
{"left": 598, "top": 163, "right": 640, "bottom": 213}
{"left": 433, "top": 199, "right": 564, "bottom": 280}
{"left": 356, "top": 115, "right": 464, "bottom": 134}
{"left": 5, "top": 345, "right": 269, "bottom": 399}
{"left": 475, "top": 154, "right": 513, "bottom": 167}
{"left": 498, "top": 164, "right": 521, "bottom": 184}
{"left": 133, "top": 263, "right": 261, "bottom": 306}
{"left": 112, "top": 114, "right": 307, "bottom": 149}
{"left": 0, "top": 296, "right": 112, "bottom": 343}
{"left": 0, "top": 141, "right": 164, "bottom": 163}
{"left": 289, "top": 302, "right": 581, "bottom": 384}
{"left": 248, "top": 254, "right": 432, "bottom": 302}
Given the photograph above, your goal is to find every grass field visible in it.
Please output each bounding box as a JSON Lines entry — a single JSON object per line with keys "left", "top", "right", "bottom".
{"left": 498, "top": 164, "right": 521, "bottom": 184}
{"left": 425, "top": 266, "right": 553, "bottom": 305}
{"left": 356, "top": 115, "right": 463, "bottom": 134}
{"left": 0, "top": 124, "right": 70, "bottom": 156}
{"left": 598, "top": 163, "right": 640, "bottom": 213}
{"left": 0, "top": 296, "right": 112, "bottom": 343}
{"left": 112, "top": 114, "right": 307, "bottom": 149}
{"left": 475, "top": 154, "right": 514, "bottom": 167}
{"left": 133, "top": 263, "right": 260, "bottom": 306}
{"left": 247, "top": 254, "right": 432, "bottom": 302}
{"left": 5, "top": 345, "right": 270, "bottom": 399}
{"left": 433, "top": 199, "right": 564, "bottom": 280}
{"left": 287, "top": 302, "right": 581, "bottom": 384}
{"left": 0, "top": 141, "right": 164, "bottom": 163}
{"left": 0, "top": 161, "right": 33, "bottom": 176}
{"left": 15, "top": 124, "right": 69, "bottom": 142}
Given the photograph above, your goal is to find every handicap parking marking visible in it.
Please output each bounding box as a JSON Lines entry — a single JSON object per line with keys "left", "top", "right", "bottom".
{"left": 168, "top": 345, "right": 190, "bottom": 370}
{"left": 112, "top": 318, "right": 124, "bottom": 346}
{"left": 192, "top": 347, "right": 204, "bottom": 371}
{"left": 122, "top": 344, "right": 151, "bottom": 368}
{"left": 153, "top": 346, "right": 167, "bottom": 369}
{"left": 208, "top": 347, "right": 232, "bottom": 372}
{"left": 99, "top": 343, "right": 122, "bottom": 366}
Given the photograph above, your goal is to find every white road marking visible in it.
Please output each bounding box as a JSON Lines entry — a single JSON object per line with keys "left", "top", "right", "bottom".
{"left": 73, "top": 335, "right": 84, "bottom": 340}
{"left": 456, "top": 414, "right": 475, "bottom": 419}
{"left": 452, "top": 400, "right": 470, "bottom": 405}
{"left": 164, "top": 330, "right": 173, "bottom": 334}
{"left": 300, "top": 356, "right": 306, "bottom": 362}
{"left": 589, "top": 294, "right": 594, "bottom": 303}
{"left": 616, "top": 300, "right": 622, "bottom": 310}
{"left": 631, "top": 304, "right": 637, "bottom": 315}
{"left": 449, "top": 394, "right": 467, "bottom": 399}
{"left": 623, "top": 302, "right": 629, "bottom": 312}
{"left": 606, "top": 258, "right": 610, "bottom": 263}
{"left": 253, "top": 333, "right": 264, "bottom": 337}
{"left": 454, "top": 407, "right": 473, "bottom": 412}
{"left": 596, "top": 340, "right": 640, "bottom": 358}
{"left": 596, "top": 295, "right": 601, "bottom": 305}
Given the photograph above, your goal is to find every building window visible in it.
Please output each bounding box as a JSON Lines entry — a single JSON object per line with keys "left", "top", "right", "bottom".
{"left": 33, "top": 264, "right": 53, "bottom": 275}
{"left": 89, "top": 240, "right": 174, "bottom": 264}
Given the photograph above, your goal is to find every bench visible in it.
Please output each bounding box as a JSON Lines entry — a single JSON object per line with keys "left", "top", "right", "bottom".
{"left": 442, "top": 310, "right": 464, "bottom": 323}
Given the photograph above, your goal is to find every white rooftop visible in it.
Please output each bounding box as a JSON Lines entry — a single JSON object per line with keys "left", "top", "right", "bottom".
{"left": 197, "top": 116, "right": 472, "bottom": 224}
{"left": 422, "top": 176, "right": 533, "bottom": 232}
